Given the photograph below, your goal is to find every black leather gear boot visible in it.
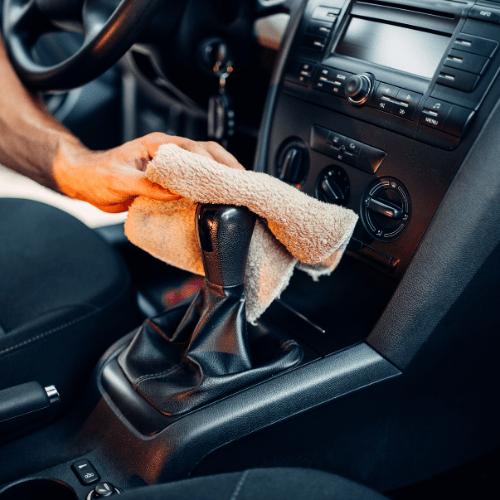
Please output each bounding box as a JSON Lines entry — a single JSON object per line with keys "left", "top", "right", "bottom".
{"left": 118, "top": 204, "right": 302, "bottom": 416}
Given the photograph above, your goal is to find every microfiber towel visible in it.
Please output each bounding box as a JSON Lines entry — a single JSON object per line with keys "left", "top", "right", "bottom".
{"left": 125, "top": 144, "right": 358, "bottom": 323}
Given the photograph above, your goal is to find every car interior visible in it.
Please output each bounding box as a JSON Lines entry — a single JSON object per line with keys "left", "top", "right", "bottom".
{"left": 0, "top": 0, "right": 499, "bottom": 498}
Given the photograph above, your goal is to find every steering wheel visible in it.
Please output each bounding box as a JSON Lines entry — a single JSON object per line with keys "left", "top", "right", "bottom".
{"left": 2, "top": 0, "right": 175, "bottom": 91}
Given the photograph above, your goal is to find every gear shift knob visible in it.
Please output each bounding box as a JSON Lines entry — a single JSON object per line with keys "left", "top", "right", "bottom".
{"left": 196, "top": 204, "right": 256, "bottom": 287}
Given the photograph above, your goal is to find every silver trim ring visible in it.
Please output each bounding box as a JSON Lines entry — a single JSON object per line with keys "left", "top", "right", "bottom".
{"left": 347, "top": 75, "right": 372, "bottom": 106}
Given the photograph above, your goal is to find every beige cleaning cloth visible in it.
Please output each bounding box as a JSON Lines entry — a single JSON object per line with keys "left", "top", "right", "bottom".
{"left": 125, "top": 144, "right": 358, "bottom": 323}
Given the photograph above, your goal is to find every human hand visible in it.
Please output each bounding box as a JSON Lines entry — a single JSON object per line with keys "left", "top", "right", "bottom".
{"left": 53, "top": 133, "right": 244, "bottom": 213}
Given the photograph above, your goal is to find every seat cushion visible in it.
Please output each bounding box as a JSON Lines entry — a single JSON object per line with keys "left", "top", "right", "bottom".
{"left": 0, "top": 199, "right": 141, "bottom": 399}
{"left": 117, "top": 468, "right": 389, "bottom": 500}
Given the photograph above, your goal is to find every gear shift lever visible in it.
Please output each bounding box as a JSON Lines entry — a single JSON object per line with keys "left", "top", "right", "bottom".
{"left": 119, "top": 204, "right": 302, "bottom": 417}
{"left": 197, "top": 204, "right": 256, "bottom": 287}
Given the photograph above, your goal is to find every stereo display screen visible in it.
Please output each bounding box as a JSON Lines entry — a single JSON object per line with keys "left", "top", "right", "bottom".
{"left": 335, "top": 18, "right": 451, "bottom": 79}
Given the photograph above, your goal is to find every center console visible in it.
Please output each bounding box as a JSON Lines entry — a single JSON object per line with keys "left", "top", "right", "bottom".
{"left": 259, "top": 0, "right": 500, "bottom": 277}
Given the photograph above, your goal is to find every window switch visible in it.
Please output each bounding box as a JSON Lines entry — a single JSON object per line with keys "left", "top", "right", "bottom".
{"left": 72, "top": 459, "right": 101, "bottom": 485}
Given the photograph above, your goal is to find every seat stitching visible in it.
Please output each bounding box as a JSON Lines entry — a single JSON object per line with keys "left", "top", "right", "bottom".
{"left": 3, "top": 303, "right": 99, "bottom": 330}
{"left": 0, "top": 261, "right": 135, "bottom": 359}
{"left": 0, "top": 309, "right": 101, "bottom": 358}
{"left": 229, "top": 470, "right": 250, "bottom": 500}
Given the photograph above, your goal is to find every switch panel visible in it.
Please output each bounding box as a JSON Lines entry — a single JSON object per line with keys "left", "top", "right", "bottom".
{"left": 72, "top": 459, "right": 101, "bottom": 486}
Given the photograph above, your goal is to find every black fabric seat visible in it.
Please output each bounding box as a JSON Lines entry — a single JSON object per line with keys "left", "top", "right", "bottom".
{"left": 0, "top": 198, "right": 141, "bottom": 402}
{"left": 118, "top": 468, "right": 389, "bottom": 500}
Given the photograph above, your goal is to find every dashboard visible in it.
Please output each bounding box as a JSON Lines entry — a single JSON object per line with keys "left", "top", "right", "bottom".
{"left": 259, "top": 0, "right": 500, "bottom": 279}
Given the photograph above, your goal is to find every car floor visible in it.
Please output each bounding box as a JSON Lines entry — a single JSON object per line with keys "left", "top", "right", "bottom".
{"left": 387, "top": 445, "right": 499, "bottom": 499}
{"left": 0, "top": 164, "right": 127, "bottom": 228}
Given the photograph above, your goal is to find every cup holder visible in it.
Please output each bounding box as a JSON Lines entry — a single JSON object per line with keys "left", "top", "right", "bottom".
{"left": 0, "top": 478, "right": 77, "bottom": 500}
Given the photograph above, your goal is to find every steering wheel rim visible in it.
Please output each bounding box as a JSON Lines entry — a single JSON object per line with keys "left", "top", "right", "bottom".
{"left": 2, "top": 0, "right": 171, "bottom": 91}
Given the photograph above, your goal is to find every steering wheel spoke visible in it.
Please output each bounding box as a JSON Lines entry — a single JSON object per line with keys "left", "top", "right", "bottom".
{"left": 5, "top": 0, "right": 50, "bottom": 40}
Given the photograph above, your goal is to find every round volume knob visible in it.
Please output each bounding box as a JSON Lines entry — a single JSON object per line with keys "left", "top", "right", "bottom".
{"left": 345, "top": 74, "right": 373, "bottom": 105}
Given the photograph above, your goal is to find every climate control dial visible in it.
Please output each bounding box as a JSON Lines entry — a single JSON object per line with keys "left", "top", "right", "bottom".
{"left": 276, "top": 139, "right": 309, "bottom": 187}
{"left": 360, "top": 177, "right": 411, "bottom": 242}
{"left": 316, "top": 167, "right": 350, "bottom": 206}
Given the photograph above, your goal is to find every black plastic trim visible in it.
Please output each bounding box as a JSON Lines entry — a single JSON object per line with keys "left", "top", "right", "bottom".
{"left": 254, "top": 0, "right": 307, "bottom": 173}
{"left": 367, "top": 94, "right": 500, "bottom": 368}
{"left": 96, "top": 341, "right": 399, "bottom": 482}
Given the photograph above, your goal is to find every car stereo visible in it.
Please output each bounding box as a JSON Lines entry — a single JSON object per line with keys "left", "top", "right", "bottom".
{"left": 284, "top": 0, "right": 500, "bottom": 151}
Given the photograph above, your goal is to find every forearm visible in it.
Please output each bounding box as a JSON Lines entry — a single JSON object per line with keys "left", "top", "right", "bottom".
{"left": 0, "top": 34, "right": 87, "bottom": 191}
{"left": 0, "top": 34, "right": 241, "bottom": 213}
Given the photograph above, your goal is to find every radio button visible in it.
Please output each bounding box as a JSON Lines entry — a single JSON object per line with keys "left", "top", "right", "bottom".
{"left": 331, "top": 69, "right": 353, "bottom": 97}
{"left": 293, "top": 62, "right": 316, "bottom": 85}
{"left": 374, "top": 83, "right": 399, "bottom": 99}
{"left": 307, "top": 20, "right": 335, "bottom": 37}
{"left": 453, "top": 34, "right": 498, "bottom": 58}
{"left": 444, "top": 49, "right": 489, "bottom": 75}
{"left": 443, "top": 106, "right": 475, "bottom": 138}
{"left": 332, "top": 70, "right": 352, "bottom": 82}
{"left": 396, "top": 89, "right": 422, "bottom": 108}
{"left": 391, "top": 89, "right": 422, "bottom": 120}
{"left": 369, "top": 82, "right": 399, "bottom": 113}
{"left": 420, "top": 98, "right": 452, "bottom": 130}
{"left": 319, "top": 67, "right": 335, "bottom": 78}
{"left": 391, "top": 102, "right": 411, "bottom": 120}
{"left": 313, "top": 78, "right": 334, "bottom": 92}
{"left": 313, "top": 68, "right": 353, "bottom": 97}
{"left": 313, "top": 68, "right": 336, "bottom": 92}
{"left": 468, "top": 5, "right": 500, "bottom": 24}
{"left": 312, "top": 6, "right": 341, "bottom": 22}
{"left": 372, "top": 98, "right": 393, "bottom": 113}
{"left": 437, "top": 67, "right": 480, "bottom": 92}
{"left": 303, "top": 34, "right": 327, "bottom": 52}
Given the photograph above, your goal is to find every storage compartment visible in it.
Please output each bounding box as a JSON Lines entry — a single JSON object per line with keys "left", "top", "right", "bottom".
{"left": 0, "top": 479, "right": 77, "bottom": 500}
{"left": 266, "top": 254, "right": 397, "bottom": 355}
